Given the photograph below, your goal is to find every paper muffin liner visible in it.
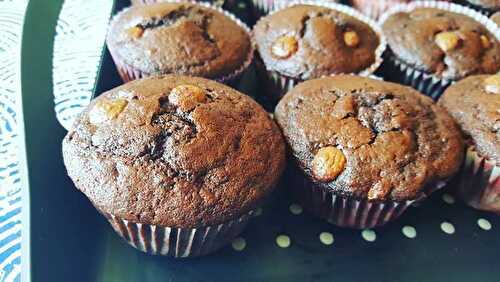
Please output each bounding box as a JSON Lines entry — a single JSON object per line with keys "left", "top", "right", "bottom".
{"left": 253, "top": 0, "right": 386, "bottom": 103}
{"left": 99, "top": 209, "right": 256, "bottom": 258}
{"left": 350, "top": 0, "right": 453, "bottom": 20}
{"left": 378, "top": 1, "right": 500, "bottom": 100}
{"left": 131, "top": 0, "right": 226, "bottom": 6}
{"left": 107, "top": 0, "right": 254, "bottom": 86}
{"left": 454, "top": 0, "right": 499, "bottom": 16}
{"left": 288, "top": 167, "right": 447, "bottom": 229}
{"left": 456, "top": 146, "right": 500, "bottom": 214}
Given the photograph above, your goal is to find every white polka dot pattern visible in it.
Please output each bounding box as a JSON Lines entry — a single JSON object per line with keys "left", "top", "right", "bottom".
{"left": 319, "top": 232, "right": 334, "bottom": 245}
{"left": 441, "top": 222, "right": 456, "bottom": 235}
{"left": 477, "top": 218, "right": 492, "bottom": 231}
{"left": 276, "top": 235, "right": 291, "bottom": 248}
{"left": 361, "top": 230, "right": 377, "bottom": 242}
{"left": 402, "top": 226, "right": 417, "bottom": 239}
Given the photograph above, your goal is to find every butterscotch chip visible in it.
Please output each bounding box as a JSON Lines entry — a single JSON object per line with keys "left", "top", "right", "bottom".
{"left": 169, "top": 84, "right": 207, "bottom": 111}
{"left": 271, "top": 35, "right": 298, "bottom": 59}
{"left": 89, "top": 98, "right": 128, "bottom": 124}
{"left": 480, "top": 35, "right": 491, "bottom": 49}
{"left": 126, "top": 26, "right": 144, "bottom": 39}
{"left": 343, "top": 31, "right": 360, "bottom": 48}
{"left": 312, "top": 146, "right": 346, "bottom": 182}
{"left": 434, "top": 31, "right": 460, "bottom": 52}
{"left": 484, "top": 74, "right": 500, "bottom": 94}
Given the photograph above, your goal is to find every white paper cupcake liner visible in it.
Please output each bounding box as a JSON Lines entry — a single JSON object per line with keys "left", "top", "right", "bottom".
{"left": 253, "top": 0, "right": 387, "bottom": 101}
{"left": 378, "top": 1, "right": 500, "bottom": 100}
{"left": 101, "top": 209, "right": 256, "bottom": 257}
{"left": 454, "top": 0, "right": 499, "bottom": 16}
{"left": 107, "top": 0, "right": 254, "bottom": 86}
{"left": 457, "top": 146, "right": 500, "bottom": 214}
{"left": 251, "top": 0, "right": 277, "bottom": 15}
{"left": 289, "top": 168, "right": 447, "bottom": 229}
{"left": 131, "top": 0, "right": 226, "bottom": 6}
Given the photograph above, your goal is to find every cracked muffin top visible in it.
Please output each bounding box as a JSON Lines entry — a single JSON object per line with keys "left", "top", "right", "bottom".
{"left": 275, "top": 75, "right": 464, "bottom": 202}
{"left": 62, "top": 75, "right": 286, "bottom": 227}
{"left": 382, "top": 7, "right": 500, "bottom": 80}
{"left": 106, "top": 2, "right": 251, "bottom": 79}
{"left": 439, "top": 75, "right": 500, "bottom": 164}
{"left": 252, "top": 4, "right": 380, "bottom": 80}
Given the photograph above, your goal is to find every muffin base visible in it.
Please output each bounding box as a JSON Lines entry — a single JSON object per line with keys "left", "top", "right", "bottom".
{"left": 100, "top": 209, "right": 256, "bottom": 258}
{"left": 382, "top": 50, "right": 453, "bottom": 101}
{"left": 289, "top": 168, "right": 447, "bottom": 229}
{"left": 456, "top": 146, "right": 500, "bottom": 214}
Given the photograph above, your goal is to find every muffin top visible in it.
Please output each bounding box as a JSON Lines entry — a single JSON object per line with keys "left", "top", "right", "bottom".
{"left": 491, "top": 11, "right": 500, "bottom": 25}
{"left": 275, "top": 75, "right": 463, "bottom": 202}
{"left": 466, "top": 0, "right": 500, "bottom": 10}
{"left": 107, "top": 2, "right": 251, "bottom": 79}
{"left": 253, "top": 4, "right": 380, "bottom": 80}
{"left": 382, "top": 8, "right": 500, "bottom": 80}
{"left": 439, "top": 74, "right": 500, "bottom": 164}
{"left": 62, "top": 75, "right": 286, "bottom": 227}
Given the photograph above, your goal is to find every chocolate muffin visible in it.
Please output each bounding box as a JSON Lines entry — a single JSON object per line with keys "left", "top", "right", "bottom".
{"left": 439, "top": 74, "right": 500, "bottom": 213}
{"left": 253, "top": 4, "right": 383, "bottom": 101}
{"left": 456, "top": 0, "right": 500, "bottom": 15}
{"left": 275, "top": 75, "right": 464, "bottom": 228}
{"left": 381, "top": 6, "right": 500, "bottom": 99}
{"left": 62, "top": 75, "right": 286, "bottom": 257}
{"left": 106, "top": 2, "right": 253, "bottom": 84}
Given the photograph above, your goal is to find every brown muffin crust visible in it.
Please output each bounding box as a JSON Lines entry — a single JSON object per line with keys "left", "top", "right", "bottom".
{"left": 275, "top": 75, "right": 464, "bottom": 201}
{"left": 62, "top": 75, "right": 286, "bottom": 228}
{"left": 107, "top": 2, "right": 251, "bottom": 79}
{"left": 253, "top": 4, "right": 380, "bottom": 80}
{"left": 382, "top": 8, "right": 500, "bottom": 80}
{"left": 439, "top": 75, "right": 500, "bottom": 164}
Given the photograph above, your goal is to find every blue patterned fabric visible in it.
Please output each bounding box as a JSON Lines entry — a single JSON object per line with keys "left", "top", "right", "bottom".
{"left": 0, "top": 0, "right": 27, "bottom": 281}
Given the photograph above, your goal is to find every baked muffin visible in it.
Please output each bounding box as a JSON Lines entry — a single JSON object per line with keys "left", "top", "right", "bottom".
{"left": 106, "top": 2, "right": 253, "bottom": 84}
{"left": 439, "top": 74, "right": 500, "bottom": 213}
{"left": 491, "top": 11, "right": 500, "bottom": 25}
{"left": 62, "top": 75, "right": 286, "bottom": 257}
{"left": 253, "top": 3, "right": 384, "bottom": 102}
{"left": 275, "top": 75, "right": 464, "bottom": 228}
{"left": 456, "top": 0, "right": 500, "bottom": 15}
{"left": 381, "top": 4, "right": 500, "bottom": 99}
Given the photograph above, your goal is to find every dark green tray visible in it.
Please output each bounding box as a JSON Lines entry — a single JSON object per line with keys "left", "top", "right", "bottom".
{"left": 20, "top": 0, "right": 500, "bottom": 281}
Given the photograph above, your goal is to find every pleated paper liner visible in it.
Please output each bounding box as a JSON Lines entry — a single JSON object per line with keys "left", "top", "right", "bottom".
{"left": 378, "top": 1, "right": 500, "bottom": 100}
{"left": 131, "top": 0, "right": 226, "bottom": 6}
{"left": 252, "top": 0, "right": 386, "bottom": 104}
{"left": 456, "top": 146, "right": 500, "bottom": 214}
{"left": 100, "top": 209, "right": 256, "bottom": 258}
{"left": 454, "top": 0, "right": 499, "bottom": 16}
{"left": 107, "top": 0, "right": 254, "bottom": 87}
{"left": 289, "top": 167, "right": 447, "bottom": 229}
